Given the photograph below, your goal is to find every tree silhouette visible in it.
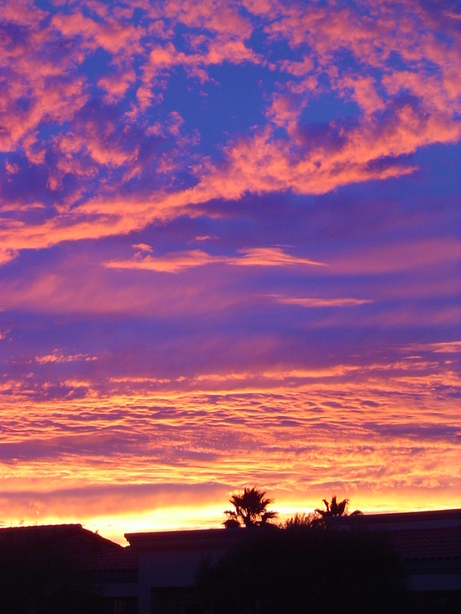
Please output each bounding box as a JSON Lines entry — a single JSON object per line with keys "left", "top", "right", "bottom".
{"left": 315, "top": 495, "right": 362, "bottom": 518}
{"left": 224, "top": 487, "right": 277, "bottom": 528}
{"left": 197, "top": 521, "right": 408, "bottom": 614}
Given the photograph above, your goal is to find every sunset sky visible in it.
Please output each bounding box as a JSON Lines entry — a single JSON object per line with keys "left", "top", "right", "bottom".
{"left": 0, "top": 0, "right": 460, "bottom": 544}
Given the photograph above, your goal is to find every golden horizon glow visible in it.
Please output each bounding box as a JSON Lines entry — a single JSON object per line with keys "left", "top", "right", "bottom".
{"left": 3, "top": 497, "right": 460, "bottom": 547}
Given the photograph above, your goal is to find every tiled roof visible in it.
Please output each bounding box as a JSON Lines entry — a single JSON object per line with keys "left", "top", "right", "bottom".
{"left": 87, "top": 546, "right": 138, "bottom": 572}
{"left": 390, "top": 527, "right": 461, "bottom": 561}
{"left": 0, "top": 524, "right": 84, "bottom": 551}
{"left": 341, "top": 508, "right": 461, "bottom": 563}
{"left": 0, "top": 524, "right": 135, "bottom": 572}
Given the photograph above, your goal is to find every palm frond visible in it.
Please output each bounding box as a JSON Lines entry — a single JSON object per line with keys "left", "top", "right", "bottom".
{"left": 224, "top": 486, "right": 276, "bottom": 528}
{"left": 337, "top": 499, "right": 349, "bottom": 516}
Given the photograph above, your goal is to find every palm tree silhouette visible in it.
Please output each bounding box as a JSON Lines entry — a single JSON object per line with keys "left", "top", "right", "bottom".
{"left": 224, "top": 487, "right": 278, "bottom": 528}
{"left": 315, "top": 495, "right": 362, "bottom": 518}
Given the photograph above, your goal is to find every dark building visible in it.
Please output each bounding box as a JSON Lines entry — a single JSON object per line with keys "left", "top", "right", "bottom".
{"left": 0, "top": 523, "right": 137, "bottom": 613}
{"left": 126, "top": 508, "right": 461, "bottom": 614}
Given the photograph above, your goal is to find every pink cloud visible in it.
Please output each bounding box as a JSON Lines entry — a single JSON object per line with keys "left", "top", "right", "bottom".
{"left": 137, "top": 37, "right": 261, "bottom": 109}
{"left": 0, "top": 0, "right": 459, "bottom": 270}
{"left": 0, "top": 252, "right": 246, "bottom": 316}
{"left": 0, "top": 0, "right": 47, "bottom": 27}
{"left": 330, "top": 238, "right": 461, "bottom": 275}
{"left": 106, "top": 249, "right": 219, "bottom": 273}
{"left": 0, "top": 69, "right": 88, "bottom": 155}
{"left": 162, "top": 0, "right": 253, "bottom": 39}
{"left": 132, "top": 243, "right": 153, "bottom": 253}
{"left": 0, "top": 130, "right": 439, "bottom": 264}
{"left": 266, "top": 94, "right": 302, "bottom": 131}
{"left": 183, "top": 88, "right": 459, "bottom": 200}
{"left": 51, "top": 11, "right": 144, "bottom": 56}
{"left": 35, "top": 351, "right": 97, "bottom": 364}
{"left": 97, "top": 69, "right": 136, "bottom": 104}
{"left": 263, "top": 0, "right": 461, "bottom": 140}
{"left": 104, "top": 246, "right": 326, "bottom": 273}
{"left": 55, "top": 125, "right": 137, "bottom": 168}
{"left": 382, "top": 69, "right": 461, "bottom": 115}
{"left": 0, "top": 248, "right": 19, "bottom": 266}
{"left": 0, "top": 133, "right": 455, "bottom": 271}
{"left": 183, "top": 124, "right": 418, "bottom": 203}
{"left": 430, "top": 341, "right": 461, "bottom": 354}
{"left": 335, "top": 75, "right": 385, "bottom": 115}
{"left": 404, "top": 341, "right": 461, "bottom": 355}
{"left": 272, "top": 296, "right": 373, "bottom": 308}
{"left": 0, "top": 9, "right": 88, "bottom": 154}
{"left": 230, "top": 248, "right": 326, "bottom": 268}
{"left": 279, "top": 56, "right": 315, "bottom": 78}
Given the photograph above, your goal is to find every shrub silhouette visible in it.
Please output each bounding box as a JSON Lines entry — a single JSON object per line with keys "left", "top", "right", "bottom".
{"left": 197, "top": 522, "right": 407, "bottom": 614}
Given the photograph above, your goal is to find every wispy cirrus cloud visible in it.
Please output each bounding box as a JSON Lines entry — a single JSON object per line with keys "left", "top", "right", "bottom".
{"left": 0, "top": 248, "right": 19, "bottom": 266}
{"left": 104, "top": 246, "right": 326, "bottom": 273}
{"left": 329, "top": 238, "right": 461, "bottom": 275}
{"left": 35, "top": 350, "right": 97, "bottom": 364}
{"left": 404, "top": 341, "right": 461, "bottom": 355}
{"left": 272, "top": 296, "right": 373, "bottom": 308}
{"left": 105, "top": 249, "right": 218, "bottom": 273}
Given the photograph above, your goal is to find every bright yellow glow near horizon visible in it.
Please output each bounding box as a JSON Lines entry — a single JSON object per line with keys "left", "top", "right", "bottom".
{"left": 2, "top": 493, "right": 460, "bottom": 547}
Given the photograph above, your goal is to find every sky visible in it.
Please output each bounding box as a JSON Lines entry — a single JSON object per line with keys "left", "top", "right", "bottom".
{"left": 0, "top": 0, "right": 460, "bottom": 544}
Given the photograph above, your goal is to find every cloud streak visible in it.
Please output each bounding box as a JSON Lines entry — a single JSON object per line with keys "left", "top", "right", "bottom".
{"left": 105, "top": 247, "right": 326, "bottom": 273}
{"left": 272, "top": 296, "right": 373, "bottom": 308}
